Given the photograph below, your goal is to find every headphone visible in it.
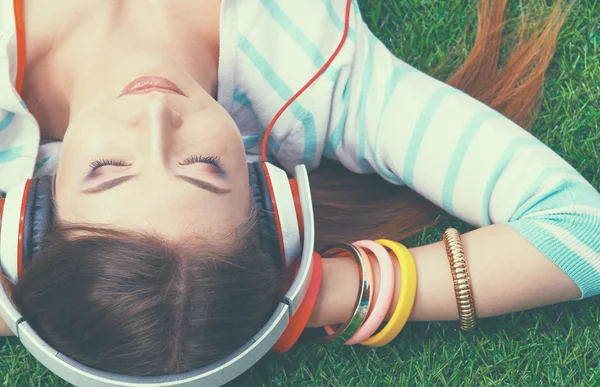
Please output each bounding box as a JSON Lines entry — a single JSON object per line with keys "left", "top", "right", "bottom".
{"left": 0, "top": 163, "right": 316, "bottom": 387}
{"left": 0, "top": 165, "right": 304, "bottom": 282}
{"left": 0, "top": 0, "right": 352, "bottom": 385}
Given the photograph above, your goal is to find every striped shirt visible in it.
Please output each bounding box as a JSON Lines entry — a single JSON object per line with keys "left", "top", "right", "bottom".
{"left": 0, "top": 0, "right": 60, "bottom": 187}
{"left": 1, "top": 0, "right": 599, "bottom": 298}
{"left": 219, "top": 0, "right": 600, "bottom": 298}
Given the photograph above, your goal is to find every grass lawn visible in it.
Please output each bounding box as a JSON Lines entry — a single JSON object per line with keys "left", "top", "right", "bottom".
{"left": 2, "top": 0, "right": 599, "bottom": 386}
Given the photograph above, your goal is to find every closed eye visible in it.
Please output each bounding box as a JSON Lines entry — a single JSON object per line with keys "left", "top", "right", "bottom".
{"left": 179, "top": 155, "right": 224, "bottom": 175}
{"left": 87, "top": 158, "right": 131, "bottom": 178}
{"left": 179, "top": 155, "right": 221, "bottom": 167}
{"left": 89, "top": 158, "right": 129, "bottom": 171}
{"left": 81, "top": 156, "right": 229, "bottom": 194}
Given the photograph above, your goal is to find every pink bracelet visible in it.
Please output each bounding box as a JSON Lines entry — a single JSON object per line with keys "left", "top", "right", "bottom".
{"left": 344, "top": 240, "right": 395, "bottom": 345}
{"left": 324, "top": 245, "right": 374, "bottom": 338}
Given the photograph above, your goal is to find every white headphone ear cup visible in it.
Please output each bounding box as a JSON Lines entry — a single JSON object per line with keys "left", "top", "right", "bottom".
{"left": 0, "top": 180, "right": 29, "bottom": 283}
{"left": 264, "top": 163, "right": 302, "bottom": 267}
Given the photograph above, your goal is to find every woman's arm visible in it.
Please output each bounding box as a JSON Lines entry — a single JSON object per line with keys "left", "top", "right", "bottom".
{"left": 0, "top": 314, "right": 13, "bottom": 336}
{"left": 308, "top": 224, "right": 582, "bottom": 327}
{"left": 324, "top": 6, "right": 600, "bottom": 302}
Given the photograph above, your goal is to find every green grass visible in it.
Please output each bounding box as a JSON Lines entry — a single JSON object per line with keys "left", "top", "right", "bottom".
{"left": 2, "top": 0, "right": 599, "bottom": 386}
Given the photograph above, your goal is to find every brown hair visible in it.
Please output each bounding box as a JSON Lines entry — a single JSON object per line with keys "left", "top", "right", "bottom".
{"left": 11, "top": 0, "right": 569, "bottom": 377}
{"left": 12, "top": 217, "right": 281, "bottom": 376}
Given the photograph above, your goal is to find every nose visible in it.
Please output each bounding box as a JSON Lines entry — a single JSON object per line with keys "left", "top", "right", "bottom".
{"left": 144, "top": 94, "right": 183, "bottom": 166}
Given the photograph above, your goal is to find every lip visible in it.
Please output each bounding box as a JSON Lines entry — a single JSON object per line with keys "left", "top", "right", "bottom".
{"left": 119, "top": 77, "right": 186, "bottom": 97}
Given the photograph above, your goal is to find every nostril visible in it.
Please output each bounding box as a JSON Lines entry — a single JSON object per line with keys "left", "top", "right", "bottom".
{"left": 171, "top": 112, "right": 183, "bottom": 129}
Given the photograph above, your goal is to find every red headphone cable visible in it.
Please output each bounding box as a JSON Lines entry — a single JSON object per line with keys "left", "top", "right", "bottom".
{"left": 260, "top": 0, "right": 353, "bottom": 162}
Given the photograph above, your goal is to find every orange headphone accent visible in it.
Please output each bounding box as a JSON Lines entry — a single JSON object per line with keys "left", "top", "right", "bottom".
{"left": 13, "top": 0, "right": 26, "bottom": 94}
{"left": 17, "top": 179, "right": 31, "bottom": 277}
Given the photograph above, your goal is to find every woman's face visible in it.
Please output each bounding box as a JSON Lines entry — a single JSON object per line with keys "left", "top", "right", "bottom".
{"left": 55, "top": 56, "right": 250, "bottom": 240}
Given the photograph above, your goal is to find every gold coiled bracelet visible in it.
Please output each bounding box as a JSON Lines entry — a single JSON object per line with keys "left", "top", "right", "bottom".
{"left": 442, "top": 228, "right": 476, "bottom": 331}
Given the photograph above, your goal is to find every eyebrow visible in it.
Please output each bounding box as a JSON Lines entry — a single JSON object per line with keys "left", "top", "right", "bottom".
{"left": 81, "top": 175, "right": 136, "bottom": 194}
{"left": 175, "top": 175, "right": 231, "bottom": 194}
{"left": 81, "top": 175, "right": 231, "bottom": 195}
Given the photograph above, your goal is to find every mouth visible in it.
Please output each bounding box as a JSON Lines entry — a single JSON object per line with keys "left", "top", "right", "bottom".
{"left": 119, "top": 77, "right": 186, "bottom": 97}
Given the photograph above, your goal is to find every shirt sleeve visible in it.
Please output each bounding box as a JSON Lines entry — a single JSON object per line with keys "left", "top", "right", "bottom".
{"left": 0, "top": 7, "right": 40, "bottom": 193}
{"left": 326, "top": 7, "right": 600, "bottom": 298}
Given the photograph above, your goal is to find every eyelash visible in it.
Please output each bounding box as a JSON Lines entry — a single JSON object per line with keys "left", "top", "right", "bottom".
{"left": 179, "top": 155, "right": 221, "bottom": 166}
{"left": 89, "top": 155, "right": 221, "bottom": 171}
{"left": 89, "top": 158, "right": 128, "bottom": 171}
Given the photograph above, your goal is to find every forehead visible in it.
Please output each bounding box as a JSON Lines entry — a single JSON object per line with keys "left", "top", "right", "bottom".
{"left": 56, "top": 178, "right": 250, "bottom": 241}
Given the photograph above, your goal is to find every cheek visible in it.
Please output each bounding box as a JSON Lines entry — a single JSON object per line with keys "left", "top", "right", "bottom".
{"left": 56, "top": 128, "right": 83, "bottom": 187}
{"left": 56, "top": 126, "right": 92, "bottom": 188}
{"left": 54, "top": 137, "right": 87, "bottom": 210}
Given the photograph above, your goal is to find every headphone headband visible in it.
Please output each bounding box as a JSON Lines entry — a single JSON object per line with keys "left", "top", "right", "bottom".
{"left": 0, "top": 165, "right": 315, "bottom": 387}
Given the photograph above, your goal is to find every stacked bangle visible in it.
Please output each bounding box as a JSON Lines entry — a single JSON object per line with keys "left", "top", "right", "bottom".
{"left": 282, "top": 229, "right": 476, "bottom": 351}
{"left": 343, "top": 240, "right": 395, "bottom": 345}
{"left": 323, "top": 245, "right": 375, "bottom": 339}
{"left": 442, "top": 228, "right": 476, "bottom": 331}
{"left": 361, "top": 240, "right": 417, "bottom": 347}
{"left": 315, "top": 243, "right": 373, "bottom": 344}
{"left": 313, "top": 240, "right": 417, "bottom": 347}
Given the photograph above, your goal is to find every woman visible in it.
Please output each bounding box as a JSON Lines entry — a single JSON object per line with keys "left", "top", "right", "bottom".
{"left": 0, "top": 0, "right": 597, "bottom": 380}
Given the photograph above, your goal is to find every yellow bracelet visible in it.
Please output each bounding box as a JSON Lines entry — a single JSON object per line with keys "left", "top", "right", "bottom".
{"left": 361, "top": 239, "right": 417, "bottom": 347}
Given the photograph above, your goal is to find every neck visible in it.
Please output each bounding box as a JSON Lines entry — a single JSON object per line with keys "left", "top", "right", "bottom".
{"left": 24, "top": 0, "right": 221, "bottom": 139}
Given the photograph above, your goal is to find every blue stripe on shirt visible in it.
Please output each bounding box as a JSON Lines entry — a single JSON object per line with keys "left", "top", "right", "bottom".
{"left": 537, "top": 211, "right": 600, "bottom": 258}
{"left": 514, "top": 181, "right": 600, "bottom": 220}
{"left": 323, "top": 79, "right": 350, "bottom": 159}
{"left": 371, "top": 64, "right": 415, "bottom": 184}
{"left": 260, "top": 0, "right": 337, "bottom": 82}
{"left": 321, "top": 0, "right": 356, "bottom": 41}
{"left": 243, "top": 135, "right": 262, "bottom": 150}
{"left": 356, "top": 32, "right": 377, "bottom": 173}
{"left": 233, "top": 88, "right": 281, "bottom": 154}
{"left": 34, "top": 156, "right": 52, "bottom": 174}
{"left": 509, "top": 218, "right": 600, "bottom": 299}
{"left": 403, "top": 88, "right": 462, "bottom": 186}
{"left": 481, "top": 137, "right": 543, "bottom": 225}
{"left": 238, "top": 35, "right": 318, "bottom": 165}
{"left": 509, "top": 167, "right": 585, "bottom": 221}
{"left": 564, "top": 182, "right": 600, "bottom": 208}
{"left": 260, "top": 0, "right": 325, "bottom": 64}
{"left": 441, "top": 111, "right": 502, "bottom": 213}
{"left": 0, "top": 112, "right": 15, "bottom": 131}
{"left": 0, "top": 146, "right": 23, "bottom": 163}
